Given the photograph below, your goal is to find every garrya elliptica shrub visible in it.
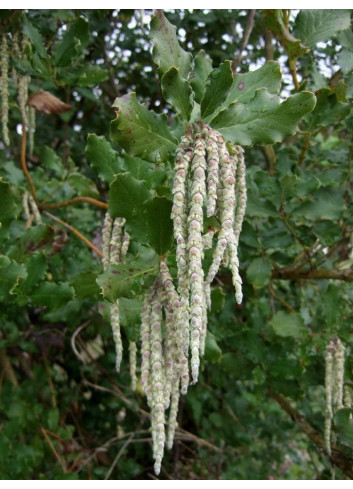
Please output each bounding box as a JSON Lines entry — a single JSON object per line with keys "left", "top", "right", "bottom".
{"left": 101, "top": 125, "right": 247, "bottom": 474}
{"left": 97, "top": 10, "right": 317, "bottom": 475}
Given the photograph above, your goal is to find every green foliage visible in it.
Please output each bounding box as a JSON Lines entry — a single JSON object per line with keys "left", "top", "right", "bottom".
{"left": 111, "top": 93, "right": 178, "bottom": 161}
{"left": 0, "top": 8, "right": 353, "bottom": 481}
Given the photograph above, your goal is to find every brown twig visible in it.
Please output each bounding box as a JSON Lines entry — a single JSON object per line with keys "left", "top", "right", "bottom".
{"left": 268, "top": 389, "right": 353, "bottom": 479}
{"left": 272, "top": 267, "right": 353, "bottom": 282}
{"left": 40, "top": 426, "right": 68, "bottom": 474}
{"left": 289, "top": 57, "right": 300, "bottom": 91}
{"left": 0, "top": 348, "right": 19, "bottom": 387}
{"left": 21, "top": 122, "right": 38, "bottom": 203}
{"left": 298, "top": 132, "right": 311, "bottom": 165}
{"left": 232, "top": 10, "right": 256, "bottom": 73}
{"left": 104, "top": 431, "right": 136, "bottom": 480}
{"left": 43, "top": 211, "right": 103, "bottom": 257}
{"left": 267, "top": 283, "right": 296, "bottom": 313}
{"left": 40, "top": 196, "right": 108, "bottom": 211}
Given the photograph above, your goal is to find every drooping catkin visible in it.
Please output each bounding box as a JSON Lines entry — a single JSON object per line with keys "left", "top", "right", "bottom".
{"left": 101, "top": 212, "right": 129, "bottom": 373}
{"left": 18, "top": 37, "right": 30, "bottom": 126}
{"left": 1, "top": 33, "right": 10, "bottom": 146}
{"left": 28, "top": 105, "right": 36, "bottom": 155}
{"left": 324, "top": 337, "right": 346, "bottom": 456}
{"left": 171, "top": 122, "right": 247, "bottom": 387}
{"left": 129, "top": 341, "right": 137, "bottom": 391}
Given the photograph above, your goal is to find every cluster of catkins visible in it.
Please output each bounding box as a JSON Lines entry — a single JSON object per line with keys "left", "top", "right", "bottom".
{"left": 171, "top": 122, "right": 247, "bottom": 386}
{"left": 324, "top": 336, "right": 350, "bottom": 456}
{"left": 103, "top": 122, "right": 247, "bottom": 475}
{"left": 1, "top": 31, "right": 34, "bottom": 149}
{"left": 101, "top": 214, "right": 135, "bottom": 384}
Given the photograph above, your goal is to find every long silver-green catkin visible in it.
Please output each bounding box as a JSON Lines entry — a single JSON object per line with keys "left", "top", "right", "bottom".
{"left": 159, "top": 261, "right": 179, "bottom": 408}
{"left": 172, "top": 135, "right": 193, "bottom": 365}
{"left": 233, "top": 145, "right": 247, "bottom": 248}
{"left": 27, "top": 106, "right": 36, "bottom": 156}
{"left": 102, "top": 212, "right": 113, "bottom": 270}
{"left": 188, "top": 133, "right": 207, "bottom": 384}
{"left": 111, "top": 301, "right": 123, "bottom": 373}
{"left": 205, "top": 127, "right": 220, "bottom": 217}
{"left": 11, "top": 32, "right": 20, "bottom": 87}
{"left": 325, "top": 341, "right": 334, "bottom": 456}
{"left": 110, "top": 217, "right": 125, "bottom": 265}
{"left": 129, "top": 341, "right": 137, "bottom": 391}
{"left": 121, "top": 230, "right": 130, "bottom": 261}
{"left": 1, "top": 33, "right": 10, "bottom": 146}
{"left": 167, "top": 376, "right": 180, "bottom": 450}
{"left": 18, "top": 73, "right": 29, "bottom": 125}
{"left": 149, "top": 285, "right": 166, "bottom": 476}
{"left": 140, "top": 287, "right": 154, "bottom": 400}
{"left": 18, "top": 37, "right": 29, "bottom": 126}
{"left": 333, "top": 337, "right": 345, "bottom": 411}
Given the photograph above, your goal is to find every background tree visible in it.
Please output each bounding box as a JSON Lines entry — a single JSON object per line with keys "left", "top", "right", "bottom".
{"left": 0, "top": 9, "right": 352, "bottom": 480}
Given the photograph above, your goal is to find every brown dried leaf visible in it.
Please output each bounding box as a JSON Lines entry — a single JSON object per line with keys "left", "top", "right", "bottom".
{"left": 27, "top": 90, "right": 72, "bottom": 115}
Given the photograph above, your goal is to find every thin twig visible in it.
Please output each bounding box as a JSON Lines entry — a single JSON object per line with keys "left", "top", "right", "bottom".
{"left": 43, "top": 211, "right": 103, "bottom": 257}
{"left": 232, "top": 10, "right": 256, "bottom": 73}
{"left": 21, "top": 122, "right": 38, "bottom": 203}
{"left": 289, "top": 57, "right": 300, "bottom": 91}
{"left": 104, "top": 431, "right": 136, "bottom": 480}
{"left": 267, "top": 283, "right": 296, "bottom": 313}
{"left": 40, "top": 426, "right": 68, "bottom": 474}
{"left": 298, "top": 132, "right": 311, "bottom": 165}
{"left": 40, "top": 196, "right": 108, "bottom": 210}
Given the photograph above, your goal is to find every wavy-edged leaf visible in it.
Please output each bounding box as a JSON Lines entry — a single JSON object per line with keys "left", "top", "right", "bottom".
{"left": 111, "top": 93, "right": 177, "bottom": 162}
{"left": 70, "top": 271, "right": 100, "bottom": 300}
{"left": 121, "top": 155, "right": 167, "bottom": 189}
{"left": 97, "top": 263, "right": 158, "bottom": 303}
{"left": 0, "top": 255, "right": 27, "bottom": 301}
{"left": 247, "top": 258, "right": 272, "bottom": 288}
{"left": 150, "top": 10, "right": 191, "bottom": 79}
{"left": 201, "top": 60, "right": 233, "bottom": 120}
{"left": 86, "top": 134, "right": 121, "bottom": 185}
{"left": 119, "top": 297, "right": 143, "bottom": 342}
{"left": 294, "top": 10, "right": 351, "bottom": 49}
{"left": 224, "top": 61, "right": 282, "bottom": 107}
{"left": 78, "top": 65, "right": 109, "bottom": 87}
{"left": 109, "top": 172, "right": 151, "bottom": 241}
{"left": 54, "top": 17, "right": 90, "bottom": 67}
{"left": 190, "top": 49, "right": 213, "bottom": 104}
{"left": 264, "top": 10, "right": 309, "bottom": 58}
{"left": 334, "top": 409, "right": 353, "bottom": 449}
{"left": 142, "top": 196, "right": 173, "bottom": 255}
{"left": 270, "top": 311, "right": 308, "bottom": 339}
{"left": 30, "top": 282, "right": 74, "bottom": 309}
{"left": 22, "top": 15, "right": 48, "bottom": 60}
{"left": 8, "top": 224, "right": 55, "bottom": 262}
{"left": 161, "top": 67, "right": 193, "bottom": 120}
{"left": 210, "top": 89, "right": 316, "bottom": 146}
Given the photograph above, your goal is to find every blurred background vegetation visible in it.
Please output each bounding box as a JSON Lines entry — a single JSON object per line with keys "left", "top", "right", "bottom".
{"left": 0, "top": 9, "right": 353, "bottom": 480}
